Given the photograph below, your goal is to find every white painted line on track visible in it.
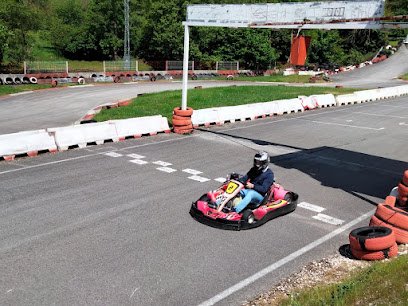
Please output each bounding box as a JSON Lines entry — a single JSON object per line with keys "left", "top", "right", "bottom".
{"left": 351, "top": 112, "right": 407, "bottom": 119}
{"left": 68, "top": 84, "right": 94, "bottom": 88}
{"left": 188, "top": 175, "right": 211, "bottom": 183}
{"left": 313, "top": 213, "right": 345, "bottom": 225}
{"left": 197, "top": 209, "right": 375, "bottom": 306}
{"left": 214, "top": 177, "right": 227, "bottom": 183}
{"left": 399, "top": 122, "right": 408, "bottom": 126}
{"left": 104, "top": 152, "right": 123, "bottom": 158}
{"left": 127, "top": 153, "right": 146, "bottom": 159}
{"left": 152, "top": 161, "right": 172, "bottom": 167}
{"left": 183, "top": 169, "right": 203, "bottom": 175}
{"left": 297, "top": 201, "right": 325, "bottom": 213}
{"left": 129, "top": 159, "right": 149, "bottom": 165}
{"left": 306, "top": 120, "right": 385, "bottom": 131}
{"left": 156, "top": 167, "right": 177, "bottom": 173}
{"left": 9, "top": 91, "right": 34, "bottom": 96}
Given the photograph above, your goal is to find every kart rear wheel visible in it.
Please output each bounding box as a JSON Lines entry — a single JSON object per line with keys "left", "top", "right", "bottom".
{"left": 241, "top": 210, "right": 255, "bottom": 224}
{"left": 284, "top": 192, "right": 294, "bottom": 204}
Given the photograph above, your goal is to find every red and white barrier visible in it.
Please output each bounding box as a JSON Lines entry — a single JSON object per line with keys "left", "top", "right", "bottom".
{"left": 311, "top": 94, "right": 337, "bottom": 108}
{"left": 113, "top": 116, "right": 170, "bottom": 139}
{"left": 0, "top": 130, "right": 57, "bottom": 160}
{"left": 48, "top": 122, "right": 120, "bottom": 151}
{"left": 299, "top": 95, "right": 319, "bottom": 110}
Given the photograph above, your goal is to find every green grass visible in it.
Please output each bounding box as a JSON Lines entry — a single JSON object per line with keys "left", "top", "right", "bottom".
{"left": 219, "top": 74, "right": 313, "bottom": 83}
{"left": 0, "top": 84, "right": 54, "bottom": 95}
{"left": 94, "top": 85, "right": 355, "bottom": 123}
{"left": 279, "top": 254, "right": 408, "bottom": 306}
{"left": 401, "top": 73, "right": 408, "bottom": 81}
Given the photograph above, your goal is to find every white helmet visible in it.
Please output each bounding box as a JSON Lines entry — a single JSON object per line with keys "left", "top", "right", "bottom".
{"left": 254, "top": 151, "right": 269, "bottom": 170}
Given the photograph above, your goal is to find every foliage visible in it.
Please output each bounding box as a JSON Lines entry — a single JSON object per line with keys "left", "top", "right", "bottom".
{"left": 0, "top": 0, "right": 406, "bottom": 69}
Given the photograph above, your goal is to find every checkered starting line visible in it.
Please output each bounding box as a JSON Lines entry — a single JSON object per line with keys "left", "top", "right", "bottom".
{"left": 103, "top": 151, "right": 345, "bottom": 226}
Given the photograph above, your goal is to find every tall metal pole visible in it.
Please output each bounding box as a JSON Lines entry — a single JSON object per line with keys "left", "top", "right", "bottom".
{"left": 181, "top": 24, "right": 190, "bottom": 110}
{"left": 124, "top": 0, "right": 130, "bottom": 70}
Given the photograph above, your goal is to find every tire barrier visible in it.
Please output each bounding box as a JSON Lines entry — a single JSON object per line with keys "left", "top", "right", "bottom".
{"left": 370, "top": 215, "right": 408, "bottom": 244}
{"left": 350, "top": 242, "right": 398, "bottom": 261}
{"left": 5, "top": 77, "right": 14, "bottom": 85}
{"left": 13, "top": 77, "right": 22, "bottom": 85}
{"left": 349, "top": 226, "right": 395, "bottom": 251}
{"left": 51, "top": 80, "right": 58, "bottom": 88}
{"left": 348, "top": 226, "right": 398, "bottom": 261}
{"left": 0, "top": 78, "right": 3, "bottom": 85}
{"left": 29, "top": 77, "right": 38, "bottom": 84}
{"left": 78, "top": 78, "right": 86, "bottom": 85}
{"left": 22, "top": 77, "right": 30, "bottom": 84}
{"left": 173, "top": 107, "right": 193, "bottom": 134}
{"left": 397, "top": 170, "right": 408, "bottom": 206}
{"left": 375, "top": 204, "right": 408, "bottom": 231}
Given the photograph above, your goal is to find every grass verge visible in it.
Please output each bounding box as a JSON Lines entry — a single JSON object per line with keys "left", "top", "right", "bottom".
{"left": 401, "top": 73, "right": 408, "bottom": 81}
{"left": 218, "top": 74, "right": 313, "bottom": 83}
{"left": 0, "top": 84, "right": 54, "bottom": 96}
{"left": 94, "top": 85, "right": 355, "bottom": 123}
{"left": 278, "top": 254, "right": 408, "bottom": 306}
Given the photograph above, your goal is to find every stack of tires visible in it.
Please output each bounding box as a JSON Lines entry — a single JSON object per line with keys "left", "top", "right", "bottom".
{"left": 172, "top": 107, "right": 194, "bottom": 134}
{"left": 349, "top": 226, "right": 398, "bottom": 260}
{"left": 369, "top": 197, "right": 408, "bottom": 244}
{"left": 397, "top": 170, "right": 408, "bottom": 206}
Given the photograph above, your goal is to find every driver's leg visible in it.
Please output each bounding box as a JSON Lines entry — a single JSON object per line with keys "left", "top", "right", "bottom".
{"left": 234, "top": 190, "right": 263, "bottom": 213}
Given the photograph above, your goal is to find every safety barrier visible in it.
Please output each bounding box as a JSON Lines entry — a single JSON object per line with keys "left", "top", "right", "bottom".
{"left": 0, "top": 130, "right": 57, "bottom": 160}
{"left": 299, "top": 95, "right": 333, "bottom": 109}
{"left": 113, "top": 116, "right": 170, "bottom": 139}
{"left": 48, "top": 122, "right": 120, "bottom": 151}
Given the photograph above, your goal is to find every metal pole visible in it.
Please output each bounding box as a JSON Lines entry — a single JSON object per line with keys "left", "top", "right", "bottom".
{"left": 23, "top": 61, "right": 27, "bottom": 75}
{"left": 66, "top": 61, "right": 69, "bottom": 74}
{"left": 181, "top": 24, "right": 190, "bottom": 110}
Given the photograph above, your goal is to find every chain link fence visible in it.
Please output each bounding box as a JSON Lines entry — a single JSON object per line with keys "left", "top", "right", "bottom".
{"left": 104, "top": 60, "right": 138, "bottom": 72}
{"left": 25, "top": 61, "right": 68, "bottom": 74}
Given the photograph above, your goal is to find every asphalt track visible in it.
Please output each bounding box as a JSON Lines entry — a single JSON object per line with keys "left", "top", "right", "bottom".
{"left": 0, "top": 96, "right": 407, "bottom": 305}
{"left": 0, "top": 80, "right": 331, "bottom": 135}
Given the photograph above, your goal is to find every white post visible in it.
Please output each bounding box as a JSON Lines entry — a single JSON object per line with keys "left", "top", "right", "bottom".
{"left": 66, "top": 61, "right": 69, "bottom": 74}
{"left": 136, "top": 60, "right": 139, "bottom": 72}
{"left": 237, "top": 61, "right": 239, "bottom": 71}
{"left": 103, "top": 61, "right": 106, "bottom": 74}
{"left": 216, "top": 61, "right": 218, "bottom": 72}
{"left": 181, "top": 24, "right": 190, "bottom": 110}
{"left": 23, "top": 61, "right": 27, "bottom": 74}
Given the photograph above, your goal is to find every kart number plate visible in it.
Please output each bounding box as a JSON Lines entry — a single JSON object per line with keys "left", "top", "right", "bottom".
{"left": 226, "top": 182, "right": 239, "bottom": 194}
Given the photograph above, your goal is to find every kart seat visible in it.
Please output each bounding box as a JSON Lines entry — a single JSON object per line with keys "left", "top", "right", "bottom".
{"left": 247, "top": 186, "right": 273, "bottom": 209}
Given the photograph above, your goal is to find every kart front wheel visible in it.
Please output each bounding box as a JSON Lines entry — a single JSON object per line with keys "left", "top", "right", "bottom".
{"left": 241, "top": 210, "right": 255, "bottom": 224}
{"left": 284, "top": 192, "right": 294, "bottom": 204}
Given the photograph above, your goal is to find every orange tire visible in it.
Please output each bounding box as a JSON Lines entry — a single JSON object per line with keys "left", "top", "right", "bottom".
{"left": 173, "top": 127, "right": 193, "bottom": 134}
{"left": 350, "top": 242, "right": 398, "bottom": 261}
{"left": 173, "top": 107, "right": 193, "bottom": 117}
{"left": 370, "top": 215, "right": 408, "bottom": 244}
{"left": 397, "top": 182, "right": 408, "bottom": 197}
{"left": 398, "top": 195, "right": 407, "bottom": 206}
{"left": 172, "top": 114, "right": 190, "bottom": 121}
{"left": 384, "top": 196, "right": 396, "bottom": 207}
{"left": 375, "top": 204, "right": 408, "bottom": 230}
{"left": 172, "top": 124, "right": 193, "bottom": 130}
{"left": 172, "top": 118, "right": 192, "bottom": 126}
{"left": 349, "top": 226, "right": 395, "bottom": 251}
{"left": 402, "top": 170, "right": 408, "bottom": 186}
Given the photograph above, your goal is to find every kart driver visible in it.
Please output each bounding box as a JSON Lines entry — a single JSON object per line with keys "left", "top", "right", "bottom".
{"left": 233, "top": 151, "right": 275, "bottom": 213}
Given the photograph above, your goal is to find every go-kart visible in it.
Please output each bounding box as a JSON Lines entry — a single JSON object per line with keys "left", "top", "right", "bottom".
{"left": 190, "top": 174, "right": 298, "bottom": 230}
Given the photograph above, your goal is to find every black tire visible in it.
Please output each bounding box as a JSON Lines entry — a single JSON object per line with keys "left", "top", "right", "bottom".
{"left": 241, "top": 210, "right": 255, "bottom": 224}
{"left": 284, "top": 192, "right": 294, "bottom": 204}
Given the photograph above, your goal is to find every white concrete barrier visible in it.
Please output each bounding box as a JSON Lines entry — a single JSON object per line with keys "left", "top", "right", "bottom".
{"left": 113, "top": 116, "right": 170, "bottom": 138}
{"left": 0, "top": 130, "right": 57, "bottom": 160}
{"left": 48, "top": 122, "right": 119, "bottom": 151}
{"left": 276, "top": 98, "right": 304, "bottom": 114}
{"left": 335, "top": 94, "right": 361, "bottom": 106}
{"left": 299, "top": 95, "right": 318, "bottom": 110}
{"left": 192, "top": 108, "right": 221, "bottom": 126}
{"left": 312, "top": 94, "right": 337, "bottom": 108}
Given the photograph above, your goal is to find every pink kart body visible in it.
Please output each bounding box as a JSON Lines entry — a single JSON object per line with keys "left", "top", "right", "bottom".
{"left": 190, "top": 178, "right": 298, "bottom": 230}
